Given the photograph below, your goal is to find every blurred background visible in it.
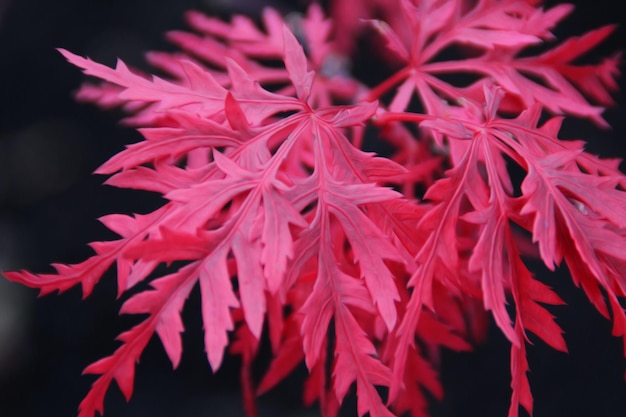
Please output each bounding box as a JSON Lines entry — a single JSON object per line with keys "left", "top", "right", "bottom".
{"left": 0, "top": 0, "right": 624, "bottom": 416}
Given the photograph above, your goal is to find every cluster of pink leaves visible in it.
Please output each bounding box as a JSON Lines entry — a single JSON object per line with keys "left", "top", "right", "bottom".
{"left": 4, "top": 1, "right": 624, "bottom": 417}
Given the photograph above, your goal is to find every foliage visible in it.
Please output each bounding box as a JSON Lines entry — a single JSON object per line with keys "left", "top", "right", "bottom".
{"left": 3, "top": 1, "right": 624, "bottom": 416}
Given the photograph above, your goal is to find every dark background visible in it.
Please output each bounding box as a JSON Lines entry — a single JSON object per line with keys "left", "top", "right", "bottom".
{"left": 0, "top": 0, "right": 624, "bottom": 416}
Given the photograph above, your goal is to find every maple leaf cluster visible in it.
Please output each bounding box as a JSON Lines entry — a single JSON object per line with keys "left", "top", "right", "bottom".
{"left": 3, "top": 1, "right": 624, "bottom": 417}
